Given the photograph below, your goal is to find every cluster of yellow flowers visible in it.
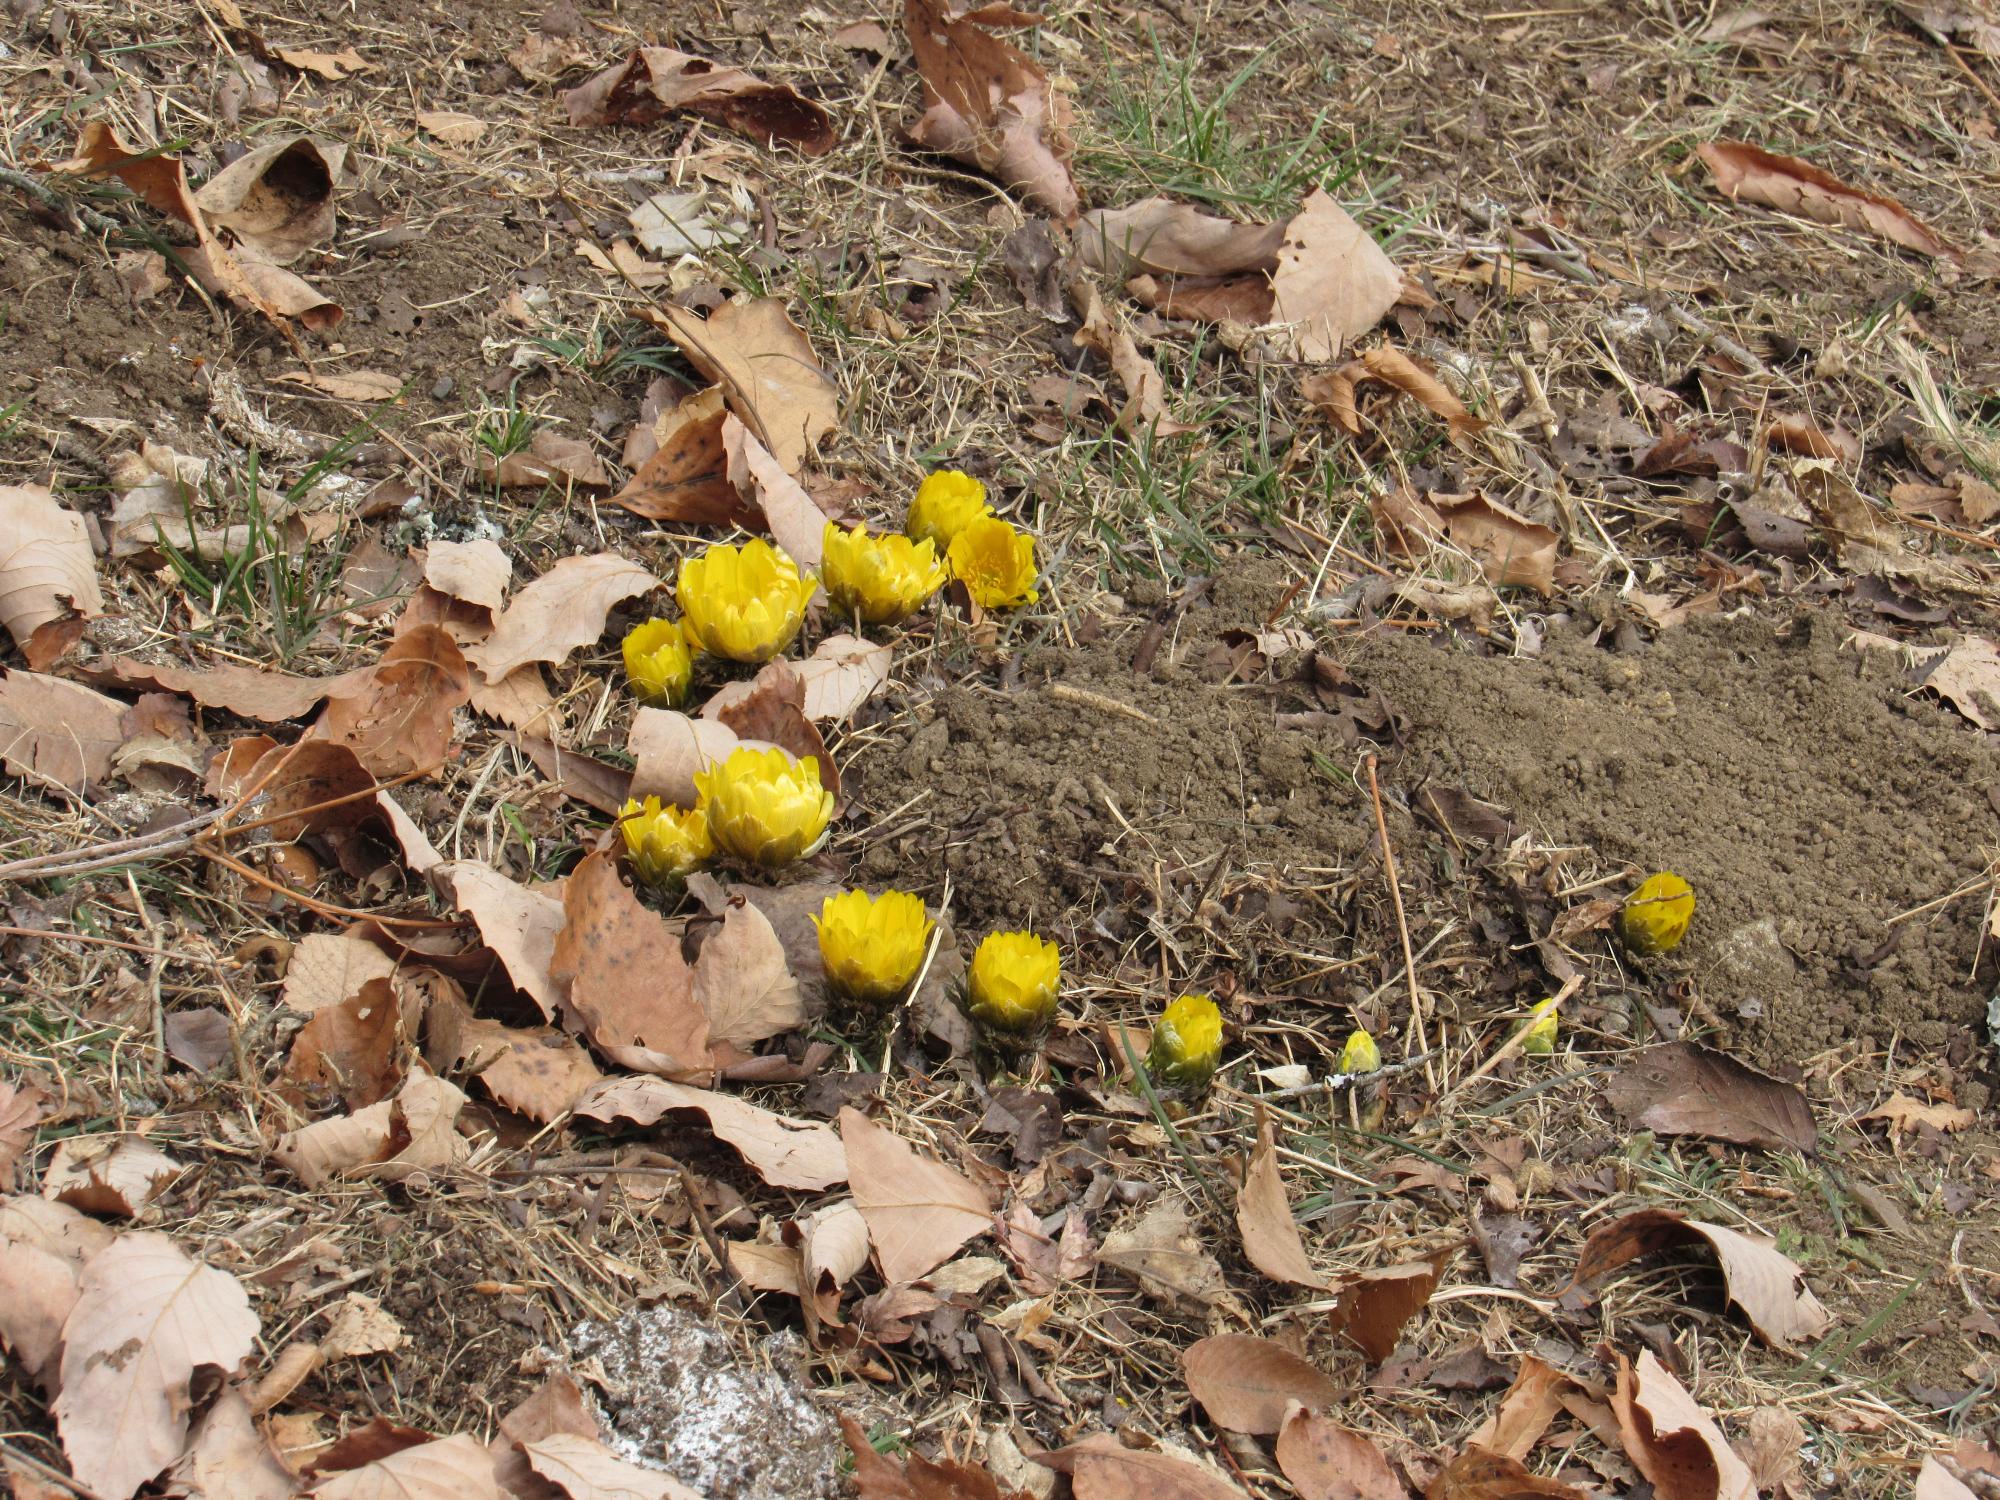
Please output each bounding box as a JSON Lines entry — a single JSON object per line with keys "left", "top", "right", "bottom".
{"left": 618, "top": 744, "right": 834, "bottom": 891}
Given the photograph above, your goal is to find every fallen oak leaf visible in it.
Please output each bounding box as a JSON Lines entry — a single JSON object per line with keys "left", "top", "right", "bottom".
{"left": 1917, "top": 636, "right": 2000, "bottom": 732}
{"left": 476, "top": 430, "right": 613, "bottom": 489}
{"left": 0, "top": 483, "right": 104, "bottom": 649}
{"left": 0, "top": 670, "right": 126, "bottom": 795}
{"left": 434, "top": 861, "right": 566, "bottom": 1020}
{"left": 425, "top": 989, "right": 603, "bottom": 1122}
{"left": 1424, "top": 1446, "right": 1591, "bottom": 1499}
{"left": 1602, "top": 1042, "right": 1816, "bottom": 1154}
{"left": 1098, "top": 1196, "right": 1248, "bottom": 1318}
{"left": 423, "top": 538, "right": 512, "bottom": 613}
{"left": 564, "top": 47, "right": 836, "bottom": 155}
{"left": 1035, "top": 1434, "right": 1248, "bottom": 1500}
{"left": 720, "top": 414, "right": 845, "bottom": 569}
{"left": 838, "top": 1413, "right": 1033, "bottom": 1500}
{"left": 283, "top": 976, "right": 404, "bottom": 1110}
{"left": 1274, "top": 1406, "right": 1406, "bottom": 1500}
{"left": 274, "top": 369, "right": 405, "bottom": 401}
{"left": 1182, "top": 1336, "right": 1341, "bottom": 1436}
{"left": 551, "top": 850, "right": 711, "bottom": 1078}
{"left": 416, "top": 110, "right": 489, "bottom": 144}
{"left": 463, "top": 552, "right": 658, "bottom": 680}
{"left": 90, "top": 654, "right": 367, "bottom": 721}
{"left": 177, "top": 1386, "right": 303, "bottom": 1500}
{"left": 275, "top": 44, "right": 369, "bottom": 81}
{"left": 271, "top": 1067, "right": 471, "bottom": 1188}
{"left": 840, "top": 1106, "right": 990, "bottom": 1283}
{"left": 608, "top": 386, "right": 744, "bottom": 525}
{"left": 0, "top": 1080, "right": 51, "bottom": 1179}
{"left": 310, "top": 1433, "right": 504, "bottom": 1499}
{"left": 1326, "top": 1252, "right": 1450, "bottom": 1363}
{"left": 1304, "top": 347, "right": 1486, "bottom": 445}
{"left": 1697, "top": 140, "right": 1956, "bottom": 260}
{"left": 1610, "top": 1350, "right": 1755, "bottom": 1500}
{"left": 522, "top": 1432, "right": 703, "bottom": 1499}
{"left": 1565, "top": 1207, "right": 1831, "bottom": 1348}
{"left": 312, "top": 624, "right": 471, "bottom": 779}
{"left": 690, "top": 892, "right": 806, "bottom": 1049}
{"left": 41, "top": 1135, "right": 183, "bottom": 1218}
{"left": 192, "top": 134, "right": 346, "bottom": 265}
{"left": 1235, "top": 1106, "right": 1329, "bottom": 1289}
{"left": 638, "top": 298, "right": 838, "bottom": 475}
{"left": 1864, "top": 1091, "right": 1976, "bottom": 1134}
{"left": 575, "top": 1076, "right": 846, "bottom": 1190}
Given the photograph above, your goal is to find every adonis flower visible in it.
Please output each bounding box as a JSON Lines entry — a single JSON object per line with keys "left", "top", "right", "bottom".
{"left": 814, "top": 888, "right": 933, "bottom": 1004}
{"left": 1337, "top": 1028, "right": 1381, "bottom": 1075}
{"left": 820, "top": 522, "right": 948, "bottom": 626}
{"left": 693, "top": 746, "right": 834, "bottom": 868}
{"left": 947, "top": 516, "right": 1039, "bottom": 610}
{"left": 1517, "top": 999, "right": 1559, "bottom": 1056}
{"left": 905, "top": 468, "right": 992, "bottom": 550}
{"left": 621, "top": 618, "right": 693, "bottom": 708}
{"left": 964, "top": 930, "right": 1061, "bottom": 1049}
{"left": 1619, "top": 871, "right": 1695, "bottom": 957}
{"left": 677, "top": 538, "right": 816, "bottom": 665}
{"left": 619, "top": 796, "right": 711, "bottom": 888}
{"left": 1147, "top": 992, "right": 1223, "bottom": 1090}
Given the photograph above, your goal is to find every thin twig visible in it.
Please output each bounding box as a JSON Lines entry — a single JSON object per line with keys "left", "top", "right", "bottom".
{"left": 1365, "top": 755, "right": 1434, "bottom": 1089}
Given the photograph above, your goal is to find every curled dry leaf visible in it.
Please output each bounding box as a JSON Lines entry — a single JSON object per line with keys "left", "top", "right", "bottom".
{"left": 704, "top": 658, "right": 838, "bottom": 795}
{"left": 1098, "top": 1197, "right": 1246, "bottom": 1318}
{"left": 1304, "top": 348, "right": 1486, "bottom": 446}
{"left": 523, "top": 1432, "right": 704, "bottom": 1499}
{"left": 1236, "top": 1106, "right": 1328, "bottom": 1289}
{"left": 272, "top": 1067, "right": 470, "bottom": 1188}
{"left": 310, "top": 1432, "right": 504, "bottom": 1499}
{"left": 1182, "top": 1335, "right": 1341, "bottom": 1436}
{"left": 93, "top": 654, "right": 364, "bottom": 722}
{"left": 0, "top": 1080, "right": 50, "bottom": 1179}
{"left": 464, "top": 552, "right": 658, "bottom": 681}
{"left": 903, "top": 0, "right": 1079, "bottom": 221}
{"left": 192, "top": 134, "right": 346, "bottom": 264}
{"left": 690, "top": 894, "right": 806, "bottom": 1049}
{"left": 0, "top": 1236, "right": 78, "bottom": 1388}
{"left": 313, "top": 624, "right": 471, "bottom": 778}
{"left": 1864, "top": 1091, "right": 1976, "bottom": 1134}
{"left": 1765, "top": 413, "right": 1861, "bottom": 464}
{"left": 1602, "top": 1042, "right": 1816, "bottom": 1154}
{"left": 424, "top": 538, "right": 512, "bottom": 613}
{"left": 1610, "top": 1351, "right": 1755, "bottom": 1500}
{"left": 475, "top": 430, "right": 613, "bottom": 489}
{"left": 1917, "top": 637, "right": 2000, "bottom": 732}
{"left": 0, "top": 483, "right": 104, "bottom": 649}
{"left": 1369, "top": 488, "right": 1556, "bottom": 596}
{"left": 1566, "top": 1208, "right": 1831, "bottom": 1348}
{"left": 1036, "top": 1434, "right": 1247, "bottom": 1500}
{"left": 1274, "top": 1406, "right": 1407, "bottom": 1500}
{"left": 720, "top": 413, "right": 843, "bottom": 569}
{"left": 284, "top": 976, "right": 404, "bottom": 1110}
{"left": 563, "top": 47, "right": 836, "bottom": 155}
{"left": 640, "top": 298, "right": 839, "bottom": 475}
{"left": 435, "top": 861, "right": 566, "bottom": 1020}
{"left": 839, "top": 1414, "right": 1033, "bottom": 1500}
{"left": 1424, "top": 1446, "right": 1589, "bottom": 1499}
{"left": 575, "top": 1076, "right": 847, "bottom": 1190}
{"left": 1079, "top": 192, "right": 1401, "bottom": 359}
{"left": 840, "top": 1105, "right": 991, "bottom": 1284}
{"left": 1326, "top": 1253, "right": 1449, "bottom": 1363}
{"left": 425, "top": 989, "right": 603, "bottom": 1123}
{"left": 54, "top": 1232, "right": 260, "bottom": 1500}
{"left": 515, "top": 735, "right": 633, "bottom": 815}
{"left": 1069, "top": 276, "right": 1195, "bottom": 437}
{"left": 794, "top": 633, "right": 894, "bottom": 723}
{"left": 1697, "top": 140, "right": 1956, "bottom": 260}
{"left": 552, "top": 851, "right": 710, "bottom": 1077}
{"left": 609, "top": 387, "right": 743, "bottom": 525}
{"left": 177, "top": 1386, "right": 300, "bottom": 1500}
{"left": 42, "top": 1135, "right": 183, "bottom": 1218}
{"left": 0, "top": 671, "right": 126, "bottom": 795}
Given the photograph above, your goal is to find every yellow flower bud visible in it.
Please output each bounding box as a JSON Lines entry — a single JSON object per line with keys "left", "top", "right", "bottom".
{"left": 1619, "top": 872, "right": 1695, "bottom": 956}
{"left": 618, "top": 796, "right": 711, "bottom": 888}
{"left": 965, "top": 930, "right": 1061, "bottom": 1043}
{"left": 676, "top": 538, "right": 816, "bottom": 665}
{"left": 906, "top": 469, "right": 992, "bottom": 550}
{"left": 947, "top": 516, "right": 1039, "bottom": 610}
{"left": 693, "top": 745, "right": 835, "bottom": 868}
{"left": 820, "top": 522, "right": 948, "bottom": 626}
{"left": 1148, "top": 992, "right": 1223, "bottom": 1090}
{"left": 1337, "top": 1028, "right": 1381, "bottom": 1075}
{"left": 1517, "top": 999, "right": 1559, "bottom": 1056}
{"left": 621, "top": 617, "right": 694, "bottom": 708}
{"left": 813, "top": 888, "right": 934, "bottom": 1004}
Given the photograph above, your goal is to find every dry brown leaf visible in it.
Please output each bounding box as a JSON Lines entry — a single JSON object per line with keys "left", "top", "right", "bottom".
{"left": 0, "top": 671, "right": 126, "bottom": 795}
{"left": 1602, "top": 1042, "right": 1816, "bottom": 1153}
{"left": 284, "top": 976, "right": 404, "bottom": 1110}
{"left": 608, "top": 387, "right": 744, "bottom": 525}
{"left": 1182, "top": 1336, "right": 1341, "bottom": 1435}
{"left": 313, "top": 625, "right": 471, "bottom": 778}
{"left": 840, "top": 1414, "right": 1032, "bottom": 1500}
{"left": 319, "top": 1292, "right": 404, "bottom": 1359}
{"left": 903, "top": 0, "right": 1078, "bottom": 220}
{"left": 92, "top": 655, "right": 363, "bottom": 722}
{"left": 791, "top": 633, "right": 893, "bottom": 722}
{"left": 552, "top": 851, "right": 711, "bottom": 1077}
{"left": 720, "top": 413, "right": 842, "bottom": 568}
{"left": 1610, "top": 1351, "right": 1755, "bottom": 1500}
{"left": 691, "top": 895, "right": 806, "bottom": 1048}
{"left": 1915, "top": 1458, "right": 1982, "bottom": 1500}
{"left": 1304, "top": 348, "right": 1486, "bottom": 445}
{"left": 464, "top": 553, "right": 658, "bottom": 681}
{"left": 276, "top": 44, "right": 368, "bottom": 79}
{"left": 0, "top": 1237, "right": 77, "bottom": 1388}
{"left": 1425, "top": 1447, "right": 1589, "bottom": 1499}
{"left": 1464, "top": 1356, "right": 1591, "bottom": 1460}
{"left": 800, "top": 1198, "right": 872, "bottom": 1318}
{"left": 1326, "top": 1254, "right": 1447, "bottom": 1363}
{"left": 42, "top": 1135, "right": 182, "bottom": 1218}
{"left": 1079, "top": 192, "right": 1400, "bottom": 359}
{"left": 424, "top": 989, "right": 603, "bottom": 1123}
{"left": 1098, "top": 1197, "right": 1245, "bottom": 1316}
{"left": 310, "top": 1433, "right": 503, "bottom": 1499}
{"left": 1037, "top": 1435, "right": 1246, "bottom": 1500}
{"left": 575, "top": 1076, "right": 846, "bottom": 1189}
{"left": 522, "top": 1432, "right": 702, "bottom": 1499}
{"left": 704, "top": 658, "right": 838, "bottom": 795}
{"left": 1236, "top": 1107, "right": 1328, "bottom": 1289}
{"left": 193, "top": 135, "right": 345, "bottom": 264}
{"left": 1865, "top": 1091, "right": 1977, "bottom": 1134}
{"left": 1919, "top": 636, "right": 2000, "bottom": 731}
{"left": 1697, "top": 140, "right": 1955, "bottom": 259}
{"left": 1764, "top": 413, "right": 1862, "bottom": 464}
{"left": 416, "top": 109, "right": 489, "bottom": 144}
{"left": 436, "top": 861, "right": 566, "bottom": 1020}
{"left": 514, "top": 735, "right": 633, "bottom": 815}
{"left": 840, "top": 1105, "right": 991, "bottom": 1283}
{"left": 1567, "top": 1208, "right": 1831, "bottom": 1348}
{"left": 1738, "top": 1408, "right": 1804, "bottom": 1496}
{"left": 282, "top": 933, "right": 399, "bottom": 1014}
{"left": 176, "top": 1386, "right": 301, "bottom": 1500}
{"left": 1070, "top": 277, "right": 1195, "bottom": 437}
{"left": 0, "top": 483, "right": 104, "bottom": 649}
{"left": 563, "top": 47, "right": 836, "bottom": 155}
{"left": 275, "top": 369, "right": 404, "bottom": 401}
{"left": 54, "top": 1231, "right": 260, "bottom": 1500}
{"left": 423, "top": 539, "right": 512, "bottom": 612}
{"left": 1274, "top": 1407, "right": 1406, "bottom": 1500}
{"left": 0, "top": 1080, "right": 50, "bottom": 1180}
{"left": 1430, "top": 492, "right": 1558, "bottom": 595}
{"left": 271, "top": 1067, "right": 470, "bottom": 1188}
{"left": 0, "top": 1195, "right": 116, "bottom": 1264}
{"left": 640, "top": 298, "right": 839, "bottom": 475}
{"left": 476, "top": 430, "right": 613, "bottom": 489}
{"left": 628, "top": 707, "right": 765, "bottom": 807}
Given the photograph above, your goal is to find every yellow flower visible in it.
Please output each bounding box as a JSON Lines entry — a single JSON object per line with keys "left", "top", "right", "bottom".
{"left": 693, "top": 746, "right": 834, "bottom": 868}
{"left": 1619, "top": 872, "right": 1695, "bottom": 956}
{"left": 1337, "top": 1028, "right": 1381, "bottom": 1075}
{"left": 947, "top": 516, "right": 1039, "bottom": 610}
{"left": 814, "top": 888, "right": 933, "bottom": 1004}
{"left": 821, "top": 522, "right": 947, "bottom": 626}
{"left": 965, "top": 930, "right": 1061, "bottom": 1040}
{"left": 1517, "top": 999, "right": 1559, "bottom": 1056}
{"left": 621, "top": 618, "right": 694, "bottom": 708}
{"left": 619, "top": 796, "right": 711, "bottom": 888}
{"left": 676, "top": 538, "right": 816, "bottom": 664}
{"left": 906, "top": 469, "right": 992, "bottom": 549}
{"left": 1148, "top": 993, "right": 1222, "bottom": 1089}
